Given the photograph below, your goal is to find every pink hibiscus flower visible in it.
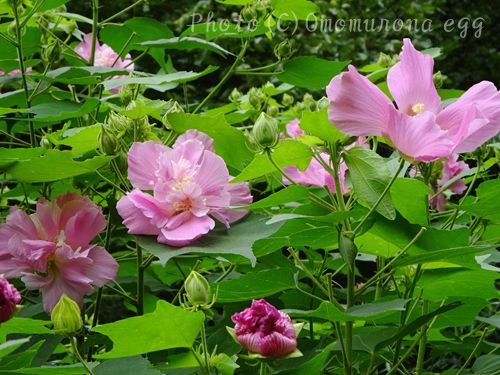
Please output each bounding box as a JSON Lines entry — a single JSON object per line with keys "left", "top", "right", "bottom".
{"left": 326, "top": 38, "right": 500, "bottom": 162}
{"left": 231, "top": 299, "right": 297, "bottom": 357}
{"left": 117, "top": 130, "right": 252, "bottom": 247}
{"left": 431, "top": 155, "right": 470, "bottom": 211}
{"left": 0, "top": 276, "right": 21, "bottom": 323}
{"left": 0, "top": 193, "right": 118, "bottom": 313}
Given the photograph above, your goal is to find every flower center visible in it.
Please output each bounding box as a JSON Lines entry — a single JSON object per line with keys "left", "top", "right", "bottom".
{"left": 411, "top": 103, "right": 425, "bottom": 115}
{"left": 174, "top": 199, "right": 192, "bottom": 213}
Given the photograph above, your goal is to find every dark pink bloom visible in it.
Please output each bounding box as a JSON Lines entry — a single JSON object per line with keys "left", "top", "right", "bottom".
{"left": 327, "top": 38, "right": 500, "bottom": 162}
{"left": 117, "top": 131, "right": 252, "bottom": 247}
{"left": 0, "top": 193, "right": 118, "bottom": 313}
{"left": 231, "top": 299, "right": 297, "bottom": 357}
{"left": 431, "top": 155, "right": 470, "bottom": 211}
{"left": 75, "top": 33, "right": 134, "bottom": 93}
{"left": 0, "top": 276, "right": 21, "bottom": 323}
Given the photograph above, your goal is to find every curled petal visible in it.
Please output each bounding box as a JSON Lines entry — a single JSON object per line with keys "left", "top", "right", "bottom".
{"left": 237, "top": 331, "right": 297, "bottom": 357}
{"left": 158, "top": 215, "right": 215, "bottom": 247}
{"left": 174, "top": 130, "right": 215, "bottom": 152}
{"left": 84, "top": 245, "right": 119, "bottom": 287}
{"left": 387, "top": 38, "right": 441, "bottom": 115}
{"left": 117, "top": 190, "right": 166, "bottom": 235}
{"left": 128, "top": 141, "right": 170, "bottom": 190}
{"left": 211, "top": 182, "right": 253, "bottom": 226}
{"left": 327, "top": 65, "right": 393, "bottom": 136}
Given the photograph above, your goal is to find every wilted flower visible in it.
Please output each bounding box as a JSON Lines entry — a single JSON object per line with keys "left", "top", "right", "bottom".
{"left": 75, "top": 33, "right": 134, "bottom": 93}
{"left": 117, "top": 131, "right": 252, "bottom": 247}
{"left": 327, "top": 38, "right": 500, "bottom": 162}
{"left": 231, "top": 299, "right": 297, "bottom": 357}
{"left": 0, "top": 275, "right": 21, "bottom": 323}
{"left": 0, "top": 193, "right": 119, "bottom": 313}
{"left": 51, "top": 294, "right": 83, "bottom": 334}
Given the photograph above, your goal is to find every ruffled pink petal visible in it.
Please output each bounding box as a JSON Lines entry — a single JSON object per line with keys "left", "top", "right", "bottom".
{"left": 128, "top": 141, "right": 169, "bottom": 190}
{"left": 21, "top": 239, "right": 56, "bottom": 272}
{"left": 237, "top": 331, "right": 297, "bottom": 357}
{"left": 158, "top": 215, "right": 215, "bottom": 247}
{"left": 35, "top": 198, "right": 59, "bottom": 241}
{"left": 117, "top": 190, "right": 166, "bottom": 235}
{"left": 0, "top": 277, "right": 21, "bottom": 323}
{"left": 74, "top": 33, "right": 97, "bottom": 62}
{"left": 64, "top": 205, "right": 106, "bottom": 249}
{"left": 174, "top": 130, "right": 215, "bottom": 152}
{"left": 192, "top": 151, "right": 230, "bottom": 196}
{"left": 285, "top": 119, "right": 304, "bottom": 139}
{"left": 327, "top": 65, "right": 393, "bottom": 136}
{"left": 387, "top": 39, "right": 441, "bottom": 116}
{"left": 386, "top": 110, "right": 454, "bottom": 162}
{"left": 84, "top": 245, "right": 119, "bottom": 286}
{"left": 211, "top": 182, "right": 252, "bottom": 226}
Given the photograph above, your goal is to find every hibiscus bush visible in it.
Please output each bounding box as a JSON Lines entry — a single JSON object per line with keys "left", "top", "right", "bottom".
{"left": 0, "top": 1, "right": 499, "bottom": 374}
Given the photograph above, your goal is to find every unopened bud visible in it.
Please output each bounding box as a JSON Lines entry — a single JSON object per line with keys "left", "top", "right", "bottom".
{"left": 42, "top": 41, "right": 61, "bottom": 64}
{"left": 99, "top": 125, "right": 118, "bottom": 155}
{"left": 433, "top": 71, "right": 443, "bottom": 89}
{"left": 40, "top": 136, "right": 51, "bottom": 150}
{"left": 162, "top": 101, "right": 184, "bottom": 129}
{"left": 252, "top": 112, "right": 280, "bottom": 150}
{"left": 282, "top": 93, "right": 294, "bottom": 107}
{"left": 377, "top": 52, "right": 393, "bottom": 68}
{"left": 229, "top": 88, "right": 242, "bottom": 103}
{"left": 274, "top": 39, "right": 293, "bottom": 61}
{"left": 266, "top": 105, "right": 279, "bottom": 117}
{"left": 51, "top": 294, "right": 83, "bottom": 335}
{"left": 248, "top": 88, "right": 265, "bottom": 109}
{"left": 317, "top": 96, "right": 329, "bottom": 110}
{"left": 241, "top": 5, "right": 257, "bottom": 22}
{"left": 185, "top": 271, "right": 211, "bottom": 306}
{"left": 302, "top": 93, "right": 317, "bottom": 112}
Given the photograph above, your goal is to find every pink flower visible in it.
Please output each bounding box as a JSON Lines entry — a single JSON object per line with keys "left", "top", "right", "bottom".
{"left": 0, "top": 275, "right": 21, "bottom": 323}
{"left": 285, "top": 119, "right": 304, "bottom": 139}
{"left": 174, "top": 130, "right": 215, "bottom": 152}
{"left": 326, "top": 38, "right": 500, "bottom": 162}
{"left": 1, "top": 67, "right": 33, "bottom": 77}
{"left": 231, "top": 299, "right": 297, "bottom": 357}
{"left": 431, "top": 155, "right": 470, "bottom": 211}
{"left": 0, "top": 193, "right": 118, "bottom": 313}
{"left": 117, "top": 131, "right": 252, "bottom": 247}
{"left": 75, "top": 33, "right": 134, "bottom": 93}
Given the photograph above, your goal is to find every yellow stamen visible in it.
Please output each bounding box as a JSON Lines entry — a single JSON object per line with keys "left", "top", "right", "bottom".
{"left": 411, "top": 103, "right": 425, "bottom": 115}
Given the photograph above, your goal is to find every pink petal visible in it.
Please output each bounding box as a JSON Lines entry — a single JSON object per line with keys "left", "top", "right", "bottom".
{"left": 386, "top": 110, "right": 454, "bottom": 162}
{"left": 387, "top": 39, "right": 441, "bottom": 116}
{"left": 211, "top": 182, "right": 252, "bottom": 226}
{"left": 35, "top": 198, "right": 59, "bottom": 241}
{"left": 64, "top": 205, "right": 106, "bottom": 249}
{"left": 174, "top": 130, "right": 215, "bottom": 152}
{"left": 158, "top": 215, "right": 215, "bottom": 247}
{"left": 128, "top": 141, "right": 169, "bottom": 190}
{"left": 116, "top": 190, "right": 166, "bottom": 235}
{"left": 192, "top": 151, "right": 230, "bottom": 196}
{"left": 285, "top": 119, "right": 304, "bottom": 139}
{"left": 84, "top": 245, "right": 119, "bottom": 286}
{"left": 237, "top": 331, "right": 297, "bottom": 357}
{"left": 327, "top": 65, "right": 393, "bottom": 136}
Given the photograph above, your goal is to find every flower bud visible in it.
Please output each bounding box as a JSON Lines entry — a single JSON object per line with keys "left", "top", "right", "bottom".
{"left": 229, "top": 88, "right": 242, "bottom": 103}
{"left": 317, "top": 96, "right": 329, "bottom": 110}
{"left": 302, "top": 93, "right": 317, "bottom": 112}
{"left": 433, "top": 71, "right": 443, "bottom": 89}
{"left": 41, "top": 41, "right": 60, "bottom": 64}
{"left": 282, "top": 93, "right": 294, "bottom": 107}
{"left": 377, "top": 52, "right": 393, "bottom": 68}
{"left": 252, "top": 112, "right": 280, "bottom": 150}
{"left": 0, "top": 276, "right": 21, "bottom": 323}
{"left": 107, "top": 111, "right": 129, "bottom": 133}
{"left": 266, "top": 105, "right": 279, "bottom": 117}
{"left": 241, "top": 5, "right": 257, "bottom": 22}
{"left": 248, "top": 87, "right": 265, "bottom": 109}
{"left": 184, "top": 271, "right": 211, "bottom": 306}
{"left": 51, "top": 294, "right": 83, "bottom": 335}
{"left": 99, "top": 124, "right": 118, "bottom": 155}
{"left": 274, "top": 39, "right": 293, "bottom": 61}
{"left": 162, "top": 101, "right": 184, "bottom": 130}
{"left": 40, "top": 136, "right": 51, "bottom": 150}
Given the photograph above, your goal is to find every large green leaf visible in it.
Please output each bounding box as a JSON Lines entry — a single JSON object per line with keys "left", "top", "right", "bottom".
{"left": 278, "top": 56, "right": 349, "bottom": 89}
{"left": 0, "top": 318, "right": 51, "bottom": 341}
{"left": 93, "top": 301, "right": 204, "bottom": 359}
{"left": 244, "top": 185, "right": 310, "bottom": 209}
{"left": 166, "top": 112, "right": 252, "bottom": 170}
{"left": 38, "top": 66, "right": 132, "bottom": 85}
{"left": 299, "top": 108, "right": 344, "bottom": 144}
{"left": 271, "top": 0, "right": 320, "bottom": 20}
{"left": 136, "top": 215, "right": 282, "bottom": 267}
{"left": 25, "top": 98, "right": 100, "bottom": 122}
{"left": 216, "top": 268, "right": 296, "bottom": 302}
{"left": 94, "top": 356, "right": 162, "bottom": 375}
{"left": 461, "top": 179, "right": 500, "bottom": 221}
{"left": 232, "top": 140, "right": 312, "bottom": 183}
{"left": 140, "top": 37, "right": 231, "bottom": 56}
{"left": 390, "top": 178, "right": 430, "bottom": 226}
{"left": 10, "top": 364, "right": 95, "bottom": 375}
{"left": 344, "top": 147, "right": 396, "bottom": 220}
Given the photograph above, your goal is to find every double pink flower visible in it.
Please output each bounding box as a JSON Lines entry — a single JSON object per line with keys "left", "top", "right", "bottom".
{"left": 0, "top": 276, "right": 21, "bottom": 323}
{"left": 117, "top": 130, "right": 252, "bottom": 247}
{"left": 327, "top": 38, "right": 500, "bottom": 162}
{"left": 231, "top": 299, "right": 297, "bottom": 357}
{"left": 0, "top": 193, "right": 118, "bottom": 313}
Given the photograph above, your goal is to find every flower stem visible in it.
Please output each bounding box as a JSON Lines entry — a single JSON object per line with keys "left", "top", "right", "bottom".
{"left": 259, "top": 361, "right": 267, "bottom": 375}
{"left": 90, "top": 0, "right": 99, "bottom": 66}
{"left": 353, "top": 158, "right": 405, "bottom": 234}
{"left": 456, "top": 328, "right": 489, "bottom": 375}
{"left": 136, "top": 245, "right": 144, "bottom": 315}
{"left": 415, "top": 300, "right": 429, "bottom": 374}
{"left": 71, "top": 336, "right": 96, "bottom": 375}
{"left": 200, "top": 319, "right": 211, "bottom": 375}
{"left": 99, "top": 0, "right": 145, "bottom": 25}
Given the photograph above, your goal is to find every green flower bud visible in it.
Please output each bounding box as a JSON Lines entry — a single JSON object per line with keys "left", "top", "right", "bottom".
{"left": 42, "top": 41, "right": 61, "bottom": 65}
{"left": 274, "top": 39, "right": 293, "bottom": 61}
{"left": 377, "top": 52, "right": 393, "bottom": 68}
{"left": 184, "top": 271, "right": 211, "bottom": 306}
{"left": 40, "top": 136, "right": 51, "bottom": 150}
{"left": 317, "top": 96, "right": 329, "bottom": 110}
{"left": 263, "top": 81, "right": 275, "bottom": 91}
{"left": 252, "top": 112, "right": 280, "bottom": 150}
{"left": 266, "top": 105, "right": 279, "bottom": 117}
{"left": 433, "top": 71, "right": 443, "bottom": 89}
{"left": 51, "top": 294, "right": 83, "bottom": 335}
{"left": 255, "top": 0, "right": 272, "bottom": 11}
{"left": 229, "top": 88, "right": 242, "bottom": 103}
{"left": 99, "top": 124, "right": 118, "bottom": 155}
{"left": 282, "top": 93, "right": 294, "bottom": 107}
{"left": 241, "top": 5, "right": 257, "bottom": 22}
{"left": 302, "top": 93, "right": 317, "bottom": 112}
{"left": 162, "top": 101, "right": 184, "bottom": 130}
{"left": 248, "top": 88, "right": 265, "bottom": 109}
{"left": 107, "top": 112, "right": 129, "bottom": 133}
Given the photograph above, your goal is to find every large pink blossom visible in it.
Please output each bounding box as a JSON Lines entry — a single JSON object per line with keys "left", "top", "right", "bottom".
{"left": 117, "top": 130, "right": 252, "bottom": 247}
{"left": 231, "top": 299, "right": 297, "bottom": 357}
{"left": 0, "top": 193, "right": 118, "bottom": 313}
{"left": 326, "top": 38, "right": 500, "bottom": 162}
{"left": 0, "top": 275, "right": 21, "bottom": 323}
{"left": 75, "top": 33, "right": 134, "bottom": 93}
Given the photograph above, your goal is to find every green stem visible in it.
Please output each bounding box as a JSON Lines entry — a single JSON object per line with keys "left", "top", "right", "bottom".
{"left": 415, "top": 300, "right": 429, "bottom": 374}
{"left": 71, "top": 337, "right": 96, "bottom": 375}
{"left": 136, "top": 245, "right": 144, "bottom": 315}
{"left": 374, "top": 257, "right": 384, "bottom": 300}
{"left": 99, "top": 0, "right": 145, "bottom": 25}
{"left": 90, "top": 0, "right": 99, "bottom": 66}
{"left": 200, "top": 319, "right": 211, "bottom": 375}
{"left": 259, "top": 361, "right": 267, "bottom": 375}
{"left": 193, "top": 40, "right": 248, "bottom": 114}
{"left": 353, "top": 158, "right": 405, "bottom": 234}
{"left": 13, "top": 4, "right": 36, "bottom": 147}
{"left": 456, "top": 328, "right": 489, "bottom": 375}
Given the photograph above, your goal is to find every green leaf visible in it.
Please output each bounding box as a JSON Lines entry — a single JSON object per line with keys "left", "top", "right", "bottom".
{"left": 136, "top": 215, "right": 281, "bottom": 267}
{"left": 0, "top": 339, "right": 30, "bottom": 359}
{"left": 0, "top": 318, "right": 51, "bottom": 341}
{"left": 232, "top": 140, "right": 312, "bottom": 183}
{"left": 395, "top": 244, "right": 493, "bottom": 267}
{"left": 101, "top": 67, "right": 218, "bottom": 92}
{"left": 140, "top": 37, "right": 231, "bottom": 56}
{"left": 6, "top": 150, "right": 113, "bottom": 183}
{"left": 94, "top": 356, "right": 162, "bottom": 375}
{"left": 461, "top": 179, "right": 500, "bottom": 221}
{"left": 55, "top": 125, "right": 101, "bottom": 155}
{"left": 166, "top": 112, "right": 252, "bottom": 170}
{"left": 93, "top": 301, "right": 204, "bottom": 359}
{"left": 0, "top": 147, "right": 45, "bottom": 169}
{"left": 216, "top": 268, "right": 296, "bottom": 302}
{"left": 344, "top": 147, "right": 396, "bottom": 220}
{"left": 26, "top": 98, "right": 100, "bottom": 122}
{"left": 278, "top": 57, "right": 349, "bottom": 89}
{"left": 38, "top": 66, "right": 132, "bottom": 85}
{"left": 244, "top": 185, "right": 310, "bottom": 209}
{"left": 476, "top": 314, "right": 500, "bottom": 329}
{"left": 271, "top": 0, "right": 320, "bottom": 20}
{"left": 473, "top": 354, "right": 500, "bottom": 374}
{"left": 10, "top": 364, "right": 95, "bottom": 375}
{"left": 390, "top": 178, "right": 430, "bottom": 226}
{"left": 299, "top": 108, "right": 344, "bottom": 144}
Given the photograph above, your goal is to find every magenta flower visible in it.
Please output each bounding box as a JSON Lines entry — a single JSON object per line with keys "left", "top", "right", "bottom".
{"left": 75, "top": 33, "right": 134, "bottom": 93}
{"left": 431, "top": 155, "right": 470, "bottom": 211}
{"left": 0, "top": 193, "right": 118, "bottom": 313}
{"left": 117, "top": 131, "right": 252, "bottom": 247}
{"left": 231, "top": 299, "right": 297, "bottom": 357}
{"left": 327, "top": 38, "right": 500, "bottom": 162}
{"left": 0, "top": 275, "right": 21, "bottom": 323}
